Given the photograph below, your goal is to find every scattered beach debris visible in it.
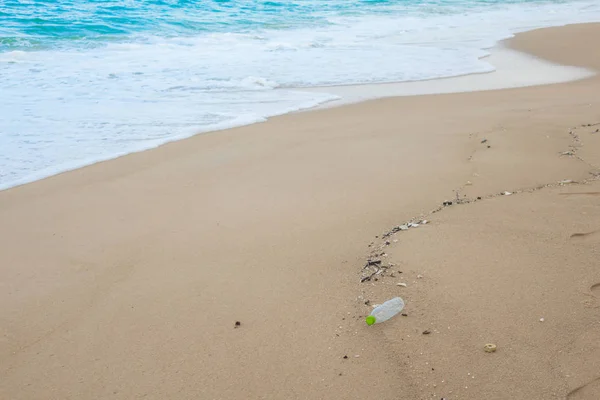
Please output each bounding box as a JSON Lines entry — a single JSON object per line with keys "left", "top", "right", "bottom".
{"left": 361, "top": 257, "right": 393, "bottom": 282}
{"left": 396, "top": 282, "right": 407, "bottom": 287}
{"left": 422, "top": 330, "right": 431, "bottom": 335}
{"left": 365, "top": 259, "right": 382, "bottom": 268}
{"left": 481, "top": 139, "right": 488, "bottom": 144}
{"left": 484, "top": 344, "right": 497, "bottom": 353}
{"left": 366, "top": 297, "right": 405, "bottom": 326}
{"left": 234, "top": 321, "right": 241, "bottom": 328}
{"left": 381, "top": 218, "right": 428, "bottom": 238}
{"left": 360, "top": 137, "right": 600, "bottom": 287}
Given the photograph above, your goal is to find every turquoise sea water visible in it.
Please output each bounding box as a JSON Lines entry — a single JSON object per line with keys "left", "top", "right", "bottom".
{"left": 2, "top": 0, "right": 600, "bottom": 189}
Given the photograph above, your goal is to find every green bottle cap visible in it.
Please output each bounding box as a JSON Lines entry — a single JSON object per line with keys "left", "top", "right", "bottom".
{"left": 365, "top": 315, "right": 376, "bottom": 326}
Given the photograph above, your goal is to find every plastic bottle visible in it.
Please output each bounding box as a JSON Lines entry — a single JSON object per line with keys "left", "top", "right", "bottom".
{"left": 365, "top": 297, "right": 405, "bottom": 326}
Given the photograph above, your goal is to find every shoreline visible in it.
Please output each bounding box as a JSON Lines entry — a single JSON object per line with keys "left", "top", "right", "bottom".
{"left": 296, "top": 45, "right": 595, "bottom": 109}
{"left": 1, "top": 25, "right": 596, "bottom": 193}
{"left": 2, "top": 23, "right": 600, "bottom": 400}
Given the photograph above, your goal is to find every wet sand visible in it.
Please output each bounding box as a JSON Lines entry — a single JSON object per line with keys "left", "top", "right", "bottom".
{"left": 1, "top": 23, "right": 600, "bottom": 400}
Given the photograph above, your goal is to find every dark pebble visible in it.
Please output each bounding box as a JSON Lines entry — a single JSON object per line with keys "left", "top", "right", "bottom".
{"left": 343, "top": 355, "right": 348, "bottom": 359}
{"left": 401, "top": 313, "right": 408, "bottom": 317}
{"left": 422, "top": 330, "right": 431, "bottom": 335}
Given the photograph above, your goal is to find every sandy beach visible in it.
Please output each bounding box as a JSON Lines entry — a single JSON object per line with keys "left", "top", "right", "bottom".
{"left": 1, "top": 23, "right": 600, "bottom": 400}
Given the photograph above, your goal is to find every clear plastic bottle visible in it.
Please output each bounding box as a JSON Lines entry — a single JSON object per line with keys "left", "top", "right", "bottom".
{"left": 365, "top": 297, "right": 405, "bottom": 326}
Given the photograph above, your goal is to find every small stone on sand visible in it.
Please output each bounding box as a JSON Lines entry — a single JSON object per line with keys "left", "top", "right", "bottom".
{"left": 484, "top": 343, "right": 497, "bottom": 353}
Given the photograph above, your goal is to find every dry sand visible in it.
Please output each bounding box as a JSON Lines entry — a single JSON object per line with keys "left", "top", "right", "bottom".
{"left": 1, "top": 23, "right": 600, "bottom": 400}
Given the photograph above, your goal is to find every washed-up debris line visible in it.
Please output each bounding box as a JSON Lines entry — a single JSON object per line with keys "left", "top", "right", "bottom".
{"left": 360, "top": 219, "right": 428, "bottom": 282}
{"left": 382, "top": 219, "right": 428, "bottom": 239}
{"left": 359, "top": 123, "right": 600, "bottom": 284}
{"left": 361, "top": 258, "right": 387, "bottom": 282}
